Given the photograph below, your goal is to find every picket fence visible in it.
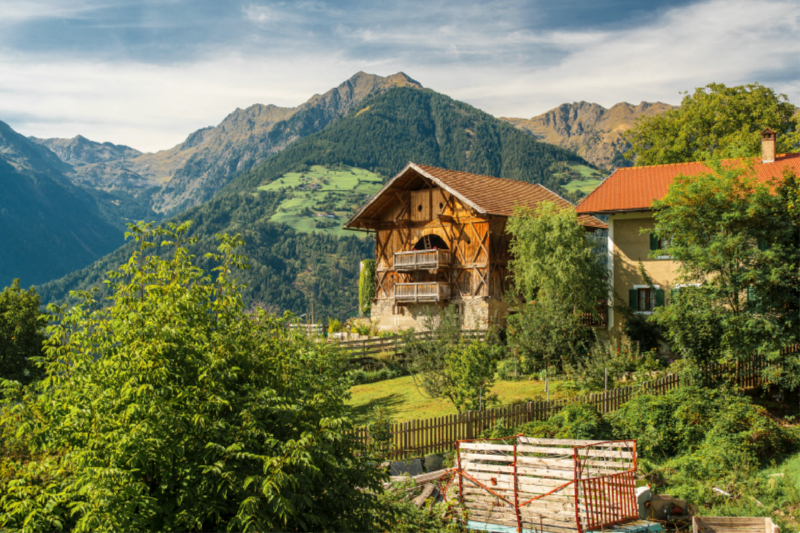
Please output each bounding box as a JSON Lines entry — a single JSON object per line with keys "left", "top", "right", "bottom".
{"left": 353, "top": 343, "right": 799, "bottom": 460}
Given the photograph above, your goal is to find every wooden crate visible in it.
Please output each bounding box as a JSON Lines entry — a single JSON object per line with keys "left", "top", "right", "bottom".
{"left": 693, "top": 517, "right": 780, "bottom": 533}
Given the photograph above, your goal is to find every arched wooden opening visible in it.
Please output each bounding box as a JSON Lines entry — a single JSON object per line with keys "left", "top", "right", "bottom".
{"left": 413, "top": 234, "right": 449, "bottom": 251}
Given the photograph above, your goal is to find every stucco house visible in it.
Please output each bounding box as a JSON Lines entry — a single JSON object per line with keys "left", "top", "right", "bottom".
{"left": 576, "top": 129, "right": 800, "bottom": 332}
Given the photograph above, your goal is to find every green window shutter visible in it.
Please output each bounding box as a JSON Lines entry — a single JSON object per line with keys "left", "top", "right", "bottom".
{"left": 670, "top": 288, "right": 679, "bottom": 304}
{"left": 649, "top": 233, "right": 659, "bottom": 251}
{"left": 747, "top": 286, "right": 755, "bottom": 303}
{"left": 757, "top": 239, "right": 768, "bottom": 251}
{"left": 629, "top": 289, "right": 638, "bottom": 311}
{"left": 655, "top": 289, "right": 665, "bottom": 308}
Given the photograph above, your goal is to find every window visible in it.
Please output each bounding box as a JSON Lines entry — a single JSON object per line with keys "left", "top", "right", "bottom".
{"left": 629, "top": 285, "right": 664, "bottom": 313}
{"left": 649, "top": 233, "right": 671, "bottom": 259}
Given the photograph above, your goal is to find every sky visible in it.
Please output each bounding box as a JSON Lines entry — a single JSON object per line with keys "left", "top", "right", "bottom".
{"left": 1, "top": 0, "right": 798, "bottom": 153}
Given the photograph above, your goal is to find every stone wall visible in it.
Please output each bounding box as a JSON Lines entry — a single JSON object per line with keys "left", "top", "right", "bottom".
{"left": 371, "top": 297, "right": 509, "bottom": 332}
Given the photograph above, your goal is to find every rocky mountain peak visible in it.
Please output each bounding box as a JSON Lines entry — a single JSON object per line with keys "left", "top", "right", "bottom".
{"left": 501, "top": 100, "right": 677, "bottom": 169}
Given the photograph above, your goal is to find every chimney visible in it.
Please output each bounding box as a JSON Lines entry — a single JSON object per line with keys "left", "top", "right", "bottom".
{"left": 761, "top": 128, "right": 776, "bottom": 163}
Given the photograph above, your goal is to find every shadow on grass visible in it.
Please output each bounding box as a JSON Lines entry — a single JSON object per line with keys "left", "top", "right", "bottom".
{"left": 349, "top": 393, "right": 405, "bottom": 425}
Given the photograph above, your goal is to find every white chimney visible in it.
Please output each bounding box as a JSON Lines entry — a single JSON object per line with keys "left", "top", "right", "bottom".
{"left": 761, "top": 128, "right": 776, "bottom": 163}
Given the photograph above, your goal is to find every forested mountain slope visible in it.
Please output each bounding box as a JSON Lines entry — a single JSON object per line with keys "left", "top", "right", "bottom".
{"left": 502, "top": 101, "right": 676, "bottom": 169}
{"left": 0, "top": 121, "right": 123, "bottom": 287}
{"left": 38, "top": 86, "right": 598, "bottom": 318}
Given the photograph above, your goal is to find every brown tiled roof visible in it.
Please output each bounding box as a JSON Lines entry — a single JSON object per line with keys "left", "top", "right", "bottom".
{"left": 576, "top": 153, "right": 800, "bottom": 215}
{"left": 344, "top": 162, "right": 607, "bottom": 230}
{"left": 415, "top": 164, "right": 607, "bottom": 229}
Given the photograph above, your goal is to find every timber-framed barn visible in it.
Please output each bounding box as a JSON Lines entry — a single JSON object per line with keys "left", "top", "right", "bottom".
{"left": 344, "top": 163, "right": 607, "bottom": 331}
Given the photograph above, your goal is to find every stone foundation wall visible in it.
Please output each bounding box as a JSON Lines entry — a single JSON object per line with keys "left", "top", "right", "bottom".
{"left": 371, "top": 297, "right": 510, "bottom": 332}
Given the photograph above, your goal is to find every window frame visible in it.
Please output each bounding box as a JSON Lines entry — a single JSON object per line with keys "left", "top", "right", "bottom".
{"left": 632, "top": 284, "right": 661, "bottom": 315}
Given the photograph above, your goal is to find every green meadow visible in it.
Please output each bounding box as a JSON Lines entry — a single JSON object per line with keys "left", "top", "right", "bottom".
{"left": 562, "top": 178, "right": 604, "bottom": 195}
{"left": 346, "top": 374, "right": 574, "bottom": 424}
{"left": 258, "top": 165, "right": 383, "bottom": 237}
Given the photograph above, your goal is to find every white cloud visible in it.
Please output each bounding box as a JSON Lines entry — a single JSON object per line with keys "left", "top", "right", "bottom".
{"left": 0, "top": 0, "right": 797, "bottom": 152}
{"left": 0, "top": 0, "right": 110, "bottom": 23}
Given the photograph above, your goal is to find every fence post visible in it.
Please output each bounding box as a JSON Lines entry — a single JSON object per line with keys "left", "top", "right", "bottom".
{"left": 466, "top": 411, "right": 473, "bottom": 440}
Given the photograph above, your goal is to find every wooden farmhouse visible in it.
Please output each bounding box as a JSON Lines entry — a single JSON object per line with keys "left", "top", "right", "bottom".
{"left": 345, "top": 163, "right": 607, "bottom": 331}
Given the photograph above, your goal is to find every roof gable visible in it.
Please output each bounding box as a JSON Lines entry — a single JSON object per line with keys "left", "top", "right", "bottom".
{"left": 345, "top": 162, "right": 607, "bottom": 230}
{"left": 576, "top": 153, "right": 800, "bottom": 215}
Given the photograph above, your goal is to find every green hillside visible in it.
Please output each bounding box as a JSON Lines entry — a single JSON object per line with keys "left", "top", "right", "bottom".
{"left": 259, "top": 165, "right": 383, "bottom": 237}
{"left": 38, "top": 86, "right": 600, "bottom": 319}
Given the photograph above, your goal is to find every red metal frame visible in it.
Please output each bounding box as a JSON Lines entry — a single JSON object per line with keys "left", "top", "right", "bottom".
{"left": 448, "top": 436, "right": 639, "bottom": 533}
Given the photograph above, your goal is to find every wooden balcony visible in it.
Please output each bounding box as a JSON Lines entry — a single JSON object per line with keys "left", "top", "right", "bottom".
{"left": 395, "top": 282, "right": 451, "bottom": 303}
{"left": 394, "top": 249, "right": 452, "bottom": 271}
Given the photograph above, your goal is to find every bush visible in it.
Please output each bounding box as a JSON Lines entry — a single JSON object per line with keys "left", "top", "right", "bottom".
{"left": 622, "top": 311, "right": 661, "bottom": 352}
{"left": 347, "top": 366, "right": 404, "bottom": 385}
{"left": 519, "top": 403, "right": 612, "bottom": 441}
{"left": 568, "top": 333, "right": 666, "bottom": 392}
{"left": 0, "top": 223, "right": 387, "bottom": 532}
{"left": 352, "top": 321, "right": 372, "bottom": 336}
{"left": 328, "top": 318, "right": 343, "bottom": 333}
{"left": 497, "top": 358, "right": 523, "bottom": 381}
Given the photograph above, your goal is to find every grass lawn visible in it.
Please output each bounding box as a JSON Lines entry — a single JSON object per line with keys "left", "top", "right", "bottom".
{"left": 570, "top": 164, "right": 604, "bottom": 179}
{"left": 257, "top": 165, "right": 383, "bottom": 237}
{"left": 346, "top": 374, "right": 576, "bottom": 425}
{"left": 563, "top": 178, "right": 603, "bottom": 195}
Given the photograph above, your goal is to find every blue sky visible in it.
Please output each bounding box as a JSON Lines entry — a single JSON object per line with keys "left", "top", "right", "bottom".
{"left": 1, "top": 0, "right": 797, "bottom": 152}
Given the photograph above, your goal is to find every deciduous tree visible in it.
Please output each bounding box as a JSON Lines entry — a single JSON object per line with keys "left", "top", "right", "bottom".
{"left": 506, "top": 202, "right": 608, "bottom": 375}
{"left": 652, "top": 163, "right": 800, "bottom": 390}
{"left": 0, "top": 279, "right": 45, "bottom": 388}
{"left": 625, "top": 82, "right": 799, "bottom": 165}
{"left": 0, "top": 222, "right": 386, "bottom": 532}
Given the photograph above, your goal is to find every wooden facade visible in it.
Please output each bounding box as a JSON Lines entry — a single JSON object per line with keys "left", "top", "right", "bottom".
{"left": 345, "top": 163, "right": 606, "bottom": 330}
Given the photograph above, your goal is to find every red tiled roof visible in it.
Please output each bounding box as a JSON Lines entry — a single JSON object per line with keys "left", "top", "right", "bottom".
{"left": 414, "top": 164, "right": 607, "bottom": 229}
{"left": 576, "top": 153, "right": 800, "bottom": 215}
{"left": 345, "top": 162, "right": 607, "bottom": 230}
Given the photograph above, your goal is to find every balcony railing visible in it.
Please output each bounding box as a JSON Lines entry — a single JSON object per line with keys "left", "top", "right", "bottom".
{"left": 581, "top": 306, "right": 608, "bottom": 328}
{"left": 394, "top": 249, "right": 452, "bottom": 271}
{"left": 395, "top": 282, "right": 452, "bottom": 303}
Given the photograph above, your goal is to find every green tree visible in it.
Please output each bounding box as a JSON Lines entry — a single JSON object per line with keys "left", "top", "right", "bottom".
{"left": 625, "top": 82, "right": 799, "bottom": 165}
{"left": 0, "top": 279, "right": 45, "bottom": 388}
{"left": 359, "top": 259, "right": 376, "bottom": 316}
{"left": 652, "top": 162, "right": 800, "bottom": 390}
{"left": 506, "top": 202, "right": 608, "bottom": 375}
{"left": 0, "top": 222, "right": 386, "bottom": 532}
{"left": 403, "top": 306, "right": 499, "bottom": 413}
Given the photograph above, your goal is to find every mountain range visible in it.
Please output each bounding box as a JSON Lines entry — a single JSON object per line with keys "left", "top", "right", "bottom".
{"left": 5, "top": 70, "right": 679, "bottom": 317}
{"left": 29, "top": 72, "right": 423, "bottom": 225}
{"left": 0, "top": 121, "right": 123, "bottom": 287}
{"left": 501, "top": 101, "right": 676, "bottom": 169}
{"left": 34, "top": 82, "right": 601, "bottom": 318}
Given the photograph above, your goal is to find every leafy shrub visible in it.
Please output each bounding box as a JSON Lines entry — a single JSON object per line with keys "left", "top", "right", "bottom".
{"left": 622, "top": 311, "right": 661, "bottom": 352}
{"left": 352, "top": 320, "right": 372, "bottom": 336}
{"left": 0, "top": 223, "right": 387, "bottom": 533}
{"left": 520, "top": 403, "right": 612, "bottom": 440}
{"left": 568, "top": 334, "right": 666, "bottom": 392}
{"left": 328, "top": 317, "right": 343, "bottom": 333}
{"left": 497, "top": 358, "right": 523, "bottom": 381}
{"left": 347, "top": 366, "right": 404, "bottom": 385}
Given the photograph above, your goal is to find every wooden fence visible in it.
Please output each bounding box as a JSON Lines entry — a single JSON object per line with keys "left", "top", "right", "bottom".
{"left": 355, "top": 344, "right": 799, "bottom": 460}
{"left": 334, "top": 329, "right": 486, "bottom": 363}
